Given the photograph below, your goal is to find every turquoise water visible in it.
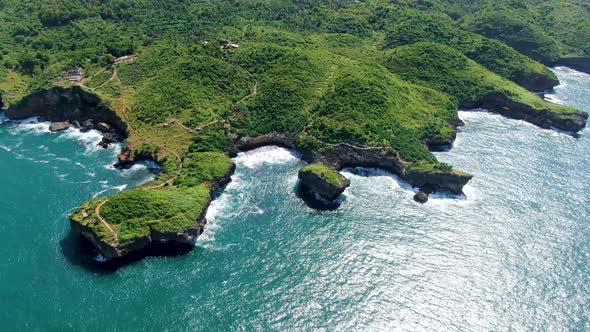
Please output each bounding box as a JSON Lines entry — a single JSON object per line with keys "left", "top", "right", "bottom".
{"left": 0, "top": 67, "right": 589, "bottom": 331}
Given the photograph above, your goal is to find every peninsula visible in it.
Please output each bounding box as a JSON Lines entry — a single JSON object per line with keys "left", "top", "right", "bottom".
{"left": 0, "top": 0, "right": 587, "bottom": 259}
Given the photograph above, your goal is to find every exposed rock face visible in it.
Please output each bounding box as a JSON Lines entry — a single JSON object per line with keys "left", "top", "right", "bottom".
{"left": 414, "top": 191, "right": 429, "bottom": 204}
{"left": 230, "top": 132, "right": 302, "bottom": 157}
{"left": 463, "top": 92, "right": 588, "bottom": 133}
{"left": 298, "top": 166, "right": 350, "bottom": 200}
{"left": 231, "top": 133, "right": 473, "bottom": 198}
{"left": 424, "top": 119, "right": 464, "bottom": 149}
{"left": 519, "top": 72, "right": 559, "bottom": 92}
{"left": 49, "top": 121, "right": 70, "bottom": 132}
{"left": 70, "top": 219, "right": 151, "bottom": 258}
{"left": 403, "top": 169, "right": 471, "bottom": 195}
{"left": 554, "top": 57, "right": 590, "bottom": 75}
{"left": 5, "top": 86, "right": 128, "bottom": 141}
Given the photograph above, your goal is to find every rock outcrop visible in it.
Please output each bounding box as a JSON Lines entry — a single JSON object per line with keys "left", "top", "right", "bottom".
{"left": 414, "top": 191, "right": 429, "bottom": 204}
{"left": 554, "top": 57, "right": 590, "bottom": 75}
{"left": 463, "top": 92, "right": 588, "bottom": 133}
{"left": 298, "top": 164, "right": 350, "bottom": 200}
{"left": 519, "top": 72, "right": 559, "bottom": 92}
{"left": 231, "top": 133, "right": 473, "bottom": 200}
{"left": 49, "top": 121, "right": 70, "bottom": 132}
{"left": 5, "top": 86, "right": 128, "bottom": 144}
{"left": 70, "top": 163, "right": 236, "bottom": 259}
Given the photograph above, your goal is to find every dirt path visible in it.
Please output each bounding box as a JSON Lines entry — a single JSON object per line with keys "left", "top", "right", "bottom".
{"left": 239, "top": 80, "right": 258, "bottom": 102}
{"left": 92, "top": 65, "right": 186, "bottom": 236}
{"left": 95, "top": 199, "right": 118, "bottom": 241}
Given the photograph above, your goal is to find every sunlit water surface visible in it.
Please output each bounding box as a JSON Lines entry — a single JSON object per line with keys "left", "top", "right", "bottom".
{"left": 0, "top": 67, "right": 589, "bottom": 330}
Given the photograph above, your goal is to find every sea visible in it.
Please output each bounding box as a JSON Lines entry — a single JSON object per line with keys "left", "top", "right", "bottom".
{"left": 0, "top": 66, "right": 588, "bottom": 331}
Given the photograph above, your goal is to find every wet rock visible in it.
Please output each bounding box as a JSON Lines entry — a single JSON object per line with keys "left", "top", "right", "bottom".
{"left": 81, "top": 119, "right": 94, "bottom": 132}
{"left": 97, "top": 122, "right": 111, "bottom": 132}
{"left": 49, "top": 121, "right": 70, "bottom": 132}
{"left": 413, "top": 191, "right": 429, "bottom": 204}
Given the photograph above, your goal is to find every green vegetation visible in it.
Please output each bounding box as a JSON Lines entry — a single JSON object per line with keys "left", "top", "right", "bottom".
{"left": 300, "top": 164, "right": 345, "bottom": 187}
{"left": 378, "top": 6, "right": 557, "bottom": 87}
{"left": 382, "top": 43, "right": 580, "bottom": 119}
{"left": 71, "top": 152, "right": 233, "bottom": 246}
{"left": 0, "top": 0, "right": 585, "bottom": 251}
{"left": 388, "top": 0, "right": 590, "bottom": 61}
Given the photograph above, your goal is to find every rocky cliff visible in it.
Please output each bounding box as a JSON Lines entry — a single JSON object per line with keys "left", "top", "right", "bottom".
{"left": 464, "top": 92, "right": 588, "bottom": 133}
{"left": 298, "top": 164, "right": 351, "bottom": 200}
{"left": 5, "top": 86, "right": 128, "bottom": 143}
{"left": 70, "top": 163, "right": 236, "bottom": 259}
{"left": 232, "top": 133, "right": 473, "bottom": 199}
{"left": 554, "top": 57, "right": 590, "bottom": 75}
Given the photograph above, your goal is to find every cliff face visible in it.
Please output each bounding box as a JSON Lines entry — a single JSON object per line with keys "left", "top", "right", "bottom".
{"left": 554, "top": 57, "right": 590, "bottom": 75}
{"left": 465, "top": 92, "right": 588, "bottom": 133}
{"left": 69, "top": 163, "right": 236, "bottom": 259}
{"left": 5, "top": 86, "right": 128, "bottom": 140}
{"left": 519, "top": 72, "right": 560, "bottom": 92}
{"left": 298, "top": 164, "right": 351, "bottom": 200}
{"left": 232, "top": 133, "right": 473, "bottom": 197}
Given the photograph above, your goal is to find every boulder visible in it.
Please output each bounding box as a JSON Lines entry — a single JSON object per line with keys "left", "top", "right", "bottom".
{"left": 80, "top": 119, "right": 94, "bottom": 132}
{"left": 49, "top": 121, "right": 70, "bottom": 132}
{"left": 413, "top": 191, "right": 429, "bottom": 204}
{"left": 96, "top": 122, "right": 111, "bottom": 132}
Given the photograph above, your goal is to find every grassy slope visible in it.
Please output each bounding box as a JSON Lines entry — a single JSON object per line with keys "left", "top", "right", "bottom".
{"left": 71, "top": 152, "right": 233, "bottom": 246}
{"left": 381, "top": 43, "right": 580, "bottom": 119}
{"left": 375, "top": 5, "right": 557, "bottom": 87}
{"left": 390, "top": 0, "right": 590, "bottom": 60}
{"left": 300, "top": 164, "right": 346, "bottom": 187}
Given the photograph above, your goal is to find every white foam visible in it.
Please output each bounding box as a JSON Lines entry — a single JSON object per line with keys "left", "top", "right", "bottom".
{"left": 197, "top": 174, "right": 243, "bottom": 246}
{"left": 341, "top": 167, "right": 415, "bottom": 192}
{"left": 92, "top": 184, "right": 128, "bottom": 199}
{"left": 10, "top": 117, "right": 50, "bottom": 134}
{"left": 93, "top": 254, "right": 110, "bottom": 262}
{"left": 119, "top": 162, "right": 157, "bottom": 185}
{"left": 233, "top": 145, "right": 301, "bottom": 170}
{"left": 427, "top": 184, "right": 479, "bottom": 207}
{"left": 0, "top": 145, "right": 11, "bottom": 152}
{"left": 544, "top": 94, "right": 564, "bottom": 105}
{"left": 0, "top": 113, "right": 8, "bottom": 124}
{"left": 57, "top": 128, "right": 105, "bottom": 154}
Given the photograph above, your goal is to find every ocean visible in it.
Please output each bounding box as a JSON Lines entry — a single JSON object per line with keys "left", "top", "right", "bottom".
{"left": 0, "top": 66, "right": 588, "bottom": 331}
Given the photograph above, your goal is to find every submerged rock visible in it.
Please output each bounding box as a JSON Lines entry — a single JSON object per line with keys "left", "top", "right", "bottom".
{"left": 49, "top": 121, "right": 70, "bottom": 132}
{"left": 298, "top": 163, "right": 350, "bottom": 201}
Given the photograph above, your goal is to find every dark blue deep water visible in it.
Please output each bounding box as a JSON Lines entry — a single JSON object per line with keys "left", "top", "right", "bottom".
{"left": 0, "top": 67, "right": 589, "bottom": 331}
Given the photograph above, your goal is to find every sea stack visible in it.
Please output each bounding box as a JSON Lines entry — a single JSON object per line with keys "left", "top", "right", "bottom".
{"left": 298, "top": 163, "right": 350, "bottom": 201}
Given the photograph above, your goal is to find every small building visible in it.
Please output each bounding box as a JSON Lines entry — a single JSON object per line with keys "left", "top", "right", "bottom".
{"left": 66, "top": 67, "right": 83, "bottom": 83}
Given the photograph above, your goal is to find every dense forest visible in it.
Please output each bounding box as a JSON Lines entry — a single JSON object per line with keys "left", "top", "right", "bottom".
{"left": 1, "top": 0, "right": 588, "bottom": 255}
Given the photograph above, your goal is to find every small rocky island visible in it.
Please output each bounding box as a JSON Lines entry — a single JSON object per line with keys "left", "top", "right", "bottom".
{"left": 298, "top": 164, "right": 351, "bottom": 200}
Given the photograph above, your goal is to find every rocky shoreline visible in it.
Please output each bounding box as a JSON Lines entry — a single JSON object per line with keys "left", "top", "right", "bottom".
{"left": 71, "top": 163, "right": 236, "bottom": 259}
{"left": 553, "top": 57, "right": 590, "bottom": 76}
{"left": 3, "top": 81, "right": 587, "bottom": 260}
{"left": 229, "top": 132, "right": 473, "bottom": 200}
{"left": 462, "top": 92, "right": 588, "bottom": 133}
{"left": 4, "top": 86, "right": 128, "bottom": 147}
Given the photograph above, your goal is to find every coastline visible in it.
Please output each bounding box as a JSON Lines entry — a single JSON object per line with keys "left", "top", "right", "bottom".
{"left": 2, "top": 66, "right": 588, "bottom": 261}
